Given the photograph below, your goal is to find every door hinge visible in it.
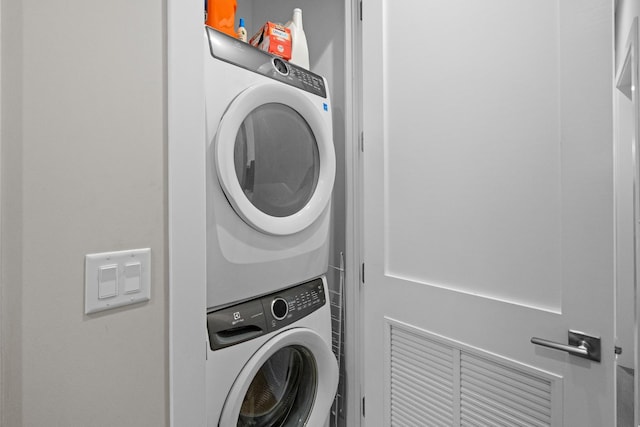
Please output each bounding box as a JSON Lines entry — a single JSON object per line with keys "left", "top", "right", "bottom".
{"left": 359, "top": 0, "right": 363, "bottom": 21}
{"left": 362, "top": 396, "right": 366, "bottom": 417}
{"left": 360, "top": 131, "right": 364, "bottom": 152}
{"left": 615, "top": 346, "right": 622, "bottom": 355}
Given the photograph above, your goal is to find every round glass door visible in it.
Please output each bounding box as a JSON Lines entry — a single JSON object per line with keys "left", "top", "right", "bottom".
{"left": 234, "top": 104, "right": 320, "bottom": 218}
{"left": 220, "top": 328, "right": 339, "bottom": 427}
{"left": 215, "top": 83, "right": 336, "bottom": 236}
{"left": 238, "top": 346, "right": 317, "bottom": 426}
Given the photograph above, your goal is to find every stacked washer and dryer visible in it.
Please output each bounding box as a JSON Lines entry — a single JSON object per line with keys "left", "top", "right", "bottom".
{"left": 204, "top": 26, "right": 339, "bottom": 426}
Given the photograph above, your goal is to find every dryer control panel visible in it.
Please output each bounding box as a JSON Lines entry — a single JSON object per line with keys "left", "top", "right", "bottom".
{"left": 207, "top": 277, "right": 327, "bottom": 351}
{"left": 206, "top": 26, "right": 327, "bottom": 99}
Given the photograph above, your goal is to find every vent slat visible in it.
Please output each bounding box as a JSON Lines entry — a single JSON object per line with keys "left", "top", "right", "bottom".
{"left": 461, "top": 375, "right": 551, "bottom": 422}
{"left": 462, "top": 353, "right": 551, "bottom": 393}
{"left": 391, "top": 355, "right": 454, "bottom": 392}
{"left": 390, "top": 367, "right": 454, "bottom": 409}
{"left": 391, "top": 387, "right": 453, "bottom": 426}
{"left": 462, "top": 371, "right": 551, "bottom": 414}
{"left": 392, "top": 330, "right": 453, "bottom": 360}
{"left": 462, "top": 388, "right": 550, "bottom": 426}
{"left": 391, "top": 403, "right": 450, "bottom": 427}
{"left": 460, "top": 404, "right": 512, "bottom": 427}
{"left": 390, "top": 344, "right": 454, "bottom": 382}
{"left": 390, "top": 325, "right": 455, "bottom": 426}
{"left": 461, "top": 360, "right": 552, "bottom": 404}
{"left": 391, "top": 335, "right": 454, "bottom": 372}
{"left": 388, "top": 323, "right": 554, "bottom": 427}
{"left": 390, "top": 409, "right": 422, "bottom": 427}
{"left": 391, "top": 376, "right": 454, "bottom": 421}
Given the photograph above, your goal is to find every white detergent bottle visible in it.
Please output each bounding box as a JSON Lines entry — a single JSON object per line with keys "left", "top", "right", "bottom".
{"left": 285, "top": 8, "right": 310, "bottom": 69}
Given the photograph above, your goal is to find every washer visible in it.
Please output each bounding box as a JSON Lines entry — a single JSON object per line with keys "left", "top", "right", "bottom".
{"left": 206, "top": 276, "right": 338, "bottom": 426}
{"left": 204, "top": 27, "right": 336, "bottom": 310}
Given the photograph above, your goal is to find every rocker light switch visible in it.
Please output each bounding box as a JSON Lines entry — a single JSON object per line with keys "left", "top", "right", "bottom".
{"left": 85, "top": 248, "right": 151, "bottom": 314}
{"left": 124, "top": 262, "right": 142, "bottom": 294}
{"left": 98, "top": 265, "right": 118, "bottom": 299}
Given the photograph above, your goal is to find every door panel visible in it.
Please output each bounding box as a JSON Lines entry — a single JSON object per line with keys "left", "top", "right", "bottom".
{"left": 363, "top": 1, "right": 614, "bottom": 425}
{"left": 384, "top": 0, "right": 562, "bottom": 311}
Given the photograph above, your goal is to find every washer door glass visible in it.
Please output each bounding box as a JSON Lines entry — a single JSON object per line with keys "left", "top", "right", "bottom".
{"left": 234, "top": 103, "right": 320, "bottom": 218}
{"left": 238, "top": 345, "right": 317, "bottom": 427}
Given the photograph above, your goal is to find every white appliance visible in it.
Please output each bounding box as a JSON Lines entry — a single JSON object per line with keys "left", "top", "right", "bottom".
{"left": 206, "top": 277, "right": 338, "bottom": 426}
{"left": 204, "top": 27, "right": 336, "bottom": 310}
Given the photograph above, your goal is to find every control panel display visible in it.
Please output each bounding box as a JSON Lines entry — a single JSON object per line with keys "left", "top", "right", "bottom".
{"left": 207, "top": 277, "right": 326, "bottom": 350}
{"left": 262, "top": 277, "right": 326, "bottom": 332}
{"left": 207, "top": 27, "right": 327, "bottom": 99}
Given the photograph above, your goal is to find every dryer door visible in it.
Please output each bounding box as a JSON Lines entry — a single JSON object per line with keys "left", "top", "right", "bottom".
{"left": 214, "top": 83, "right": 335, "bottom": 236}
{"left": 220, "top": 328, "right": 338, "bottom": 426}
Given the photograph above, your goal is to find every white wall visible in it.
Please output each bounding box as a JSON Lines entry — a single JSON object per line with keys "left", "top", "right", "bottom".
{"left": 1, "top": 0, "right": 23, "bottom": 424}
{"left": 1, "top": 0, "right": 167, "bottom": 425}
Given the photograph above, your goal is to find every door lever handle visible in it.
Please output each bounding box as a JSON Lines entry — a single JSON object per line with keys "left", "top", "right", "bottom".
{"left": 531, "top": 330, "right": 601, "bottom": 362}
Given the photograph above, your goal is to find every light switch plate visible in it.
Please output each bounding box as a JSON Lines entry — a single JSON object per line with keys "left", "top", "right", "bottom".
{"left": 85, "top": 248, "right": 151, "bottom": 314}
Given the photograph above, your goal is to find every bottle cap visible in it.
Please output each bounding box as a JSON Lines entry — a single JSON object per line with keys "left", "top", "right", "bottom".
{"left": 239, "top": 18, "right": 245, "bottom": 27}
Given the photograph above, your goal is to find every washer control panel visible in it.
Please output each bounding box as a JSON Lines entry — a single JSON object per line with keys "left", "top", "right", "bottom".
{"left": 262, "top": 277, "right": 326, "bottom": 331}
{"left": 207, "top": 277, "right": 326, "bottom": 351}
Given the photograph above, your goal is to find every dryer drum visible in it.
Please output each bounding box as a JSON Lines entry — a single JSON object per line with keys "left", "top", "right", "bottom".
{"left": 232, "top": 103, "right": 320, "bottom": 219}
{"left": 239, "top": 345, "right": 318, "bottom": 426}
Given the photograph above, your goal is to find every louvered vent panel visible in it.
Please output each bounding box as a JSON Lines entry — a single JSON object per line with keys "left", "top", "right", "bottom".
{"left": 389, "top": 325, "right": 455, "bottom": 427}
{"left": 460, "top": 353, "right": 552, "bottom": 427}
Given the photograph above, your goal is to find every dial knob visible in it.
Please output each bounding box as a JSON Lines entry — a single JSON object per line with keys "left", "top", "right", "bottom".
{"left": 273, "top": 57, "right": 289, "bottom": 76}
{"left": 271, "top": 297, "right": 288, "bottom": 320}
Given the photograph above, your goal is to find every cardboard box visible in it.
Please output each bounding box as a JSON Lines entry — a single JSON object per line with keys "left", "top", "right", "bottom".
{"left": 249, "top": 22, "right": 292, "bottom": 60}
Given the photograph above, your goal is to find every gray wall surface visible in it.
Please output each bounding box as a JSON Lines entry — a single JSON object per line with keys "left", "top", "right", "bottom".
{"left": 1, "top": 0, "right": 167, "bottom": 425}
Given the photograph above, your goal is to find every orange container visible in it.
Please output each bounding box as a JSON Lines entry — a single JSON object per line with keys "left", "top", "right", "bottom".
{"left": 205, "top": 0, "right": 237, "bottom": 38}
{"left": 249, "top": 22, "right": 292, "bottom": 60}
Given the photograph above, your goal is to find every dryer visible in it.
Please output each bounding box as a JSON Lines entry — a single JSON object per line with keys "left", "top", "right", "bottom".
{"left": 204, "top": 27, "right": 336, "bottom": 310}
{"left": 206, "top": 277, "right": 339, "bottom": 426}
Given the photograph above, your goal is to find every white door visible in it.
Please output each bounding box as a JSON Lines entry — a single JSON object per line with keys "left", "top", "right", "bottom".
{"left": 362, "top": 1, "right": 614, "bottom": 426}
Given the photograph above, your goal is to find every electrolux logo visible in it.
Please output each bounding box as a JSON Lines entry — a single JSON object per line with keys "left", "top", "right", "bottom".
{"left": 231, "top": 311, "right": 244, "bottom": 326}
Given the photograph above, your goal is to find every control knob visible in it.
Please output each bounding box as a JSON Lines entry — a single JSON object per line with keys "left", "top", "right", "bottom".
{"left": 272, "top": 58, "right": 289, "bottom": 76}
{"left": 271, "top": 297, "right": 289, "bottom": 321}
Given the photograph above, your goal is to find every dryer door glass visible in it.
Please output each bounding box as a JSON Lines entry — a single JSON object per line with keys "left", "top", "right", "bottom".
{"left": 238, "top": 345, "right": 317, "bottom": 426}
{"left": 234, "top": 103, "right": 320, "bottom": 218}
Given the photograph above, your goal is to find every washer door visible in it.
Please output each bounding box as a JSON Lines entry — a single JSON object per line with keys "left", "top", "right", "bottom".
{"left": 220, "top": 328, "right": 339, "bottom": 426}
{"left": 215, "top": 83, "right": 335, "bottom": 236}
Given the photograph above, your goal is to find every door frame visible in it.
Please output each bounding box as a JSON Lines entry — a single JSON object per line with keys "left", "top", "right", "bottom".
{"left": 167, "top": 1, "right": 362, "bottom": 426}
{"left": 0, "top": 0, "right": 3, "bottom": 419}
{"left": 615, "top": 16, "right": 639, "bottom": 426}
{"left": 167, "top": 0, "right": 207, "bottom": 425}
{"left": 345, "top": 0, "right": 364, "bottom": 426}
